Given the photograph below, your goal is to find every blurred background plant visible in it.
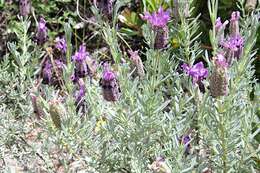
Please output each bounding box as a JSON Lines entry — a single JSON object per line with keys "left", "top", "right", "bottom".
{"left": 0, "top": 0, "right": 259, "bottom": 172}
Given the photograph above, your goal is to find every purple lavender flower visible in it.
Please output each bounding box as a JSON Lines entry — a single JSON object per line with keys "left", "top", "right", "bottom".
{"left": 72, "top": 45, "right": 90, "bottom": 62}
{"left": 128, "top": 50, "right": 145, "bottom": 78}
{"left": 103, "top": 70, "right": 116, "bottom": 81}
{"left": 55, "top": 37, "right": 67, "bottom": 54}
{"left": 19, "top": 0, "right": 31, "bottom": 16}
{"left": 72, "top": 45, "right": 91, "bottom": 78}
{"left": 222, "top": 35, "right": 244, "bottom": 60}
{"left": 216, "top": 12, "right": 244, "bottom": 61}
{"left": 100, "top": 63, "right": 120, "bottom": 102}
{"left": 36, "top": 17, "right": 48, "bottom": 45}
{"left": 182, "top": 135, "right": 191, "bottom": 144}
{"left": 215, "top": 17, "right": 229, "bottom": 31}
{"left": 42, "top": 60, "right": 52, "bottom": 84}
{"left": 154, "top": 27, "right": 169, "bottom": 49}
{"left": 142, "top": 7, "right": 170, "bottom": 28}
{"left": 210, "top": 54, "right": 229, "bottom": 97}
{"left": 182, "top": 135, "right": 191, "bottom": 154}
{"left": 215, "top": 18, "right": 223, "bottom": 30}
{"left": 142, "top": 7, "right": 170, "bottom": 49}
{"left": 222, "top": 36, "right": 244, "bottom": 51}
{"left": 182, "top": 62, "right": 208, "bottom": 83}
{"left": 41, "top": 58, "right": 65, "bottom": 87}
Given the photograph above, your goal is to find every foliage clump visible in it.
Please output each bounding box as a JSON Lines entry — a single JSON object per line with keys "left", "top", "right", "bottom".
{"left": 0, "top": 0, "right": 259, "bottom": 172}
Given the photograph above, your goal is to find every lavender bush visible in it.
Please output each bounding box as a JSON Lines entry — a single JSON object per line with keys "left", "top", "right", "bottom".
{"left": 0, "top": 0, "right": 259, "bottom": 172}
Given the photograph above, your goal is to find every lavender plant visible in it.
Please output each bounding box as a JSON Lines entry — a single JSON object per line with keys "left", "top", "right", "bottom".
{"left": 0, "top": 0, "right": 259, "bottom": 172}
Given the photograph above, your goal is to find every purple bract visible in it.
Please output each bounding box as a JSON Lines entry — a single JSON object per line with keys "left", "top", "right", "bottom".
{"left": 230, "top": 11, "right": 240, "bottom": 22}
{"left": 36, "top": 17, "right": 48, "bottom": 45}
{"left": 72, "top": 45, "right": 90, "bottom": 62}
{"left": 72, "top": 44, "right": 93, "bottom": 78}
{"left": 103, "top": 70, "right": 116, "bottom": 81}
{"left": 55, "top": 37, "right": 67, "bottom": 54}
{"left": 142, "top": 7, "right": 170, "bottom": 28}
{"left": 128, "top": 50, "right": 139, "bottom": 62}
{"left": 222, "top": 35, "right": 244, "bottom": 51}
{"left": 215, "top": 17, "right": 229, "bottom": 32}
{"left": 216, "top": 11, "right": 244, "bottom": 61}
{"left": 182, "top": 135, "right": 191, "bottom": 153}
{"left": 182, "top": 62, "right": 208, "bottom": 83}
{"left": 102, "top": 62, "right": 116, "bottom": 81}
{"left": 38, "top": 18, "right": 46, "bottom": 31}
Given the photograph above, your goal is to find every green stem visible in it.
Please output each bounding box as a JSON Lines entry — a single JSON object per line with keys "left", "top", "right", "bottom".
{"left": 219, "top": 102, "right": 228, "bottom": 173}
{"left": 180, "top": 14, "right": 190, "bottom": 63}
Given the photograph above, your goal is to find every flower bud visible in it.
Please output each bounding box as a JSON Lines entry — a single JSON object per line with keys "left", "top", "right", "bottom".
{"left": 128, "top": 50, "right": 145, "bottom": 78}
{"left": 215, "top": 17, "right": 229, "bottom": 43}
{"left": 36, "top": 17, "right": 48, "bottom": 45}
{"left": 183, "top": 0, "right": 190, "bottom": 18}
{"left": 49, "top": 99, "right": 63, "bottom": 129}
{"left": 179, "top": 135, "right": 191, "bottom": 154}
{"left": 19, "top": 0, "right": 31, "bottom": 17}
{"left": 30, "top": 93, "right": 44, "bottom": 119}
{"left": 230, "top": 11, "right": 240, "bottom": 37}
